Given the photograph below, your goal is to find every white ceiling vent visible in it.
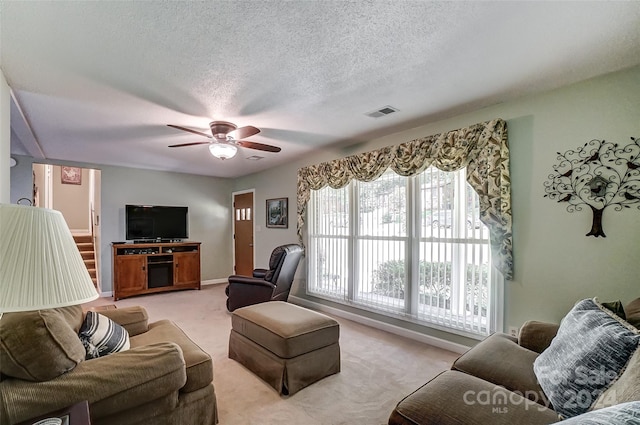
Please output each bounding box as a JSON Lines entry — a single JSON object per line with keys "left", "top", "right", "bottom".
{"left": 365, "top": 105, "right": 399, "bottom": 118}
{"left": 246, "top": 155, "right": 264, "bottom": 161}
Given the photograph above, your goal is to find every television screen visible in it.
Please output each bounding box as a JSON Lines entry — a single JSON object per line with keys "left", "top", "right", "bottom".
{"left": 125, "top": 205, "right": 188, "bottom": 241}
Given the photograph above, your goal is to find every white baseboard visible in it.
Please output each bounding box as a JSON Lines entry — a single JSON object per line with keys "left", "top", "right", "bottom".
{"left": 100, "top": 291, "right": 113, "bottom": 297}
{"left": 202, "top": 278, "right": 227, "bottom": 286}
{"left": 289, "top": 295, "right": 470, "bottom": 354}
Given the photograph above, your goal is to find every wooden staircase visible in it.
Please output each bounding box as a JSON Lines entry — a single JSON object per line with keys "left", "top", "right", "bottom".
{"left": 74, "top": 234, "right": 98, "bottom": 289}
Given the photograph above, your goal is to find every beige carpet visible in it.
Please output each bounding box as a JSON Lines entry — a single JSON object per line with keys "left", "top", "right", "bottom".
{"left": 87, "top": 284, "right": 458, "bottom": 424}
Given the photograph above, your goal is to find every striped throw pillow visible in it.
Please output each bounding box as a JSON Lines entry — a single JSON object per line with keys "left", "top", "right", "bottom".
{"left": 79, "top": 311, "right": 130, "bottom": 359}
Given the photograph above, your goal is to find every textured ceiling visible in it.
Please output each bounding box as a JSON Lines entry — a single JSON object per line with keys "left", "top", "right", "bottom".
{"left": 2, "top": 1, "right": 640, "bottom": 178}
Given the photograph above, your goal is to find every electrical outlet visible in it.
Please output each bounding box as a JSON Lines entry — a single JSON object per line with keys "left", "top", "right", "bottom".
{"left": 508, "top": 326, "right": 519, "bottom": 338}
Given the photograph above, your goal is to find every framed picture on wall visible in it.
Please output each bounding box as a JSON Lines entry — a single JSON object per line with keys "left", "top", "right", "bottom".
{"left": 61, "top": 166, "right": 82, "bottom": 185}
{"left": 266, "top": 198, "right": 288, "bottom": 228}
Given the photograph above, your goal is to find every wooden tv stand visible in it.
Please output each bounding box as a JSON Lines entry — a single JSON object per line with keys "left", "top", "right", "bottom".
{"left": 112, "top": 242, "right": 201, "bottom": 300}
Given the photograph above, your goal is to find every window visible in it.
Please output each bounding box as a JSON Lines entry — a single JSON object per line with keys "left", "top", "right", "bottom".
{"left": 307, "top": 167, "right": 502, "bottom": 338}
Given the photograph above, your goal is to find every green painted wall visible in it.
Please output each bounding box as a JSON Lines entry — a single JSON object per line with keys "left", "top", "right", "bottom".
{"left": 0, "top": 70, "right": 10, "bottom": 203}
{"left": 9, "top": 66, "right": 640, "bottom": 345}
{"left": 10, "top": 158, "right": 234, "bottom": 291}
{"left": 234, "top": 66, "right": 640, "bottom": 341}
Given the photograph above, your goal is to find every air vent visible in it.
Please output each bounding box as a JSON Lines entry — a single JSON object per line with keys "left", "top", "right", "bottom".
{"left": 246, "top": 155, "right": 264, "bottom": 161}
{"left": 365, "top": 105, "right": 399, "bottom": 118}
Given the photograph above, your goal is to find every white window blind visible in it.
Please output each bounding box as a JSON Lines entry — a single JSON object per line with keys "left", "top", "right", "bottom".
{"left": 307, "top": 167, "right": 501, "bottom": 338}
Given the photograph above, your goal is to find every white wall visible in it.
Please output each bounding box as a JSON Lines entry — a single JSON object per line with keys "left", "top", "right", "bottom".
{"left": 52, "top": 166, "right": 91, "bottom": 231}
{"left": 234, "top": 66, "right": 640, "bottom": 343}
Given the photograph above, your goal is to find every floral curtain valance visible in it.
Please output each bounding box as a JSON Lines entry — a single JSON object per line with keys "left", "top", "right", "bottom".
{"left": 297, "top": 118, "right": 513, "bottom": 280}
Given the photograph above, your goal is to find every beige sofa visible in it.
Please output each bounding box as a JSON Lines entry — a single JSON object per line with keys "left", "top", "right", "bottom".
{"left": 0, "top": 305, "right": 217, "bottom": 425}
{"left": 389, "top": 298, "right": 640, "bottom": 425}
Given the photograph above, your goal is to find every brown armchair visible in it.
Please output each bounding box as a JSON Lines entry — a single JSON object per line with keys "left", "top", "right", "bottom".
{"left": 0, "top": 305, "right": 217, "bottom": 425}
{"left": 225, "top": 244, "right": 304, "bottom": 312}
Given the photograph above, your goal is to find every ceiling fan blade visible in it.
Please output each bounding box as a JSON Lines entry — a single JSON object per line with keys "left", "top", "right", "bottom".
{"left": 228, "top": 125, "right": 260, "bottom": 140}
{"left": 167, "top": 124, "right": 212, "bottom": 139}
{"left": 236, "top": 140, "right": 281, "bottom": 153}
{"left": 168, "top": 141, "right": 211, "bottom": 148}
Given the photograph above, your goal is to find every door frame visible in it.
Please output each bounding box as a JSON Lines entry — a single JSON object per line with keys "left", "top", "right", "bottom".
{"left": 231, "top": 189, "right": 256, "bottom": 274}
{"left": 33, "top": 163, "right": 102, "bottom": 292}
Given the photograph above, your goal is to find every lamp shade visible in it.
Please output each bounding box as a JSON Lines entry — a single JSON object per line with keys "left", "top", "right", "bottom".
{"left": 0, "top": 204, "right": 98, "bottom": 313}
{"left": 209, "top": 143, "right": 237, "bottom": 160}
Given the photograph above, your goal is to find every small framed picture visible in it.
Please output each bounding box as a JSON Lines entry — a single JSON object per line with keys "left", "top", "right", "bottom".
{"left": 266, "top": 198, "right": 288, "bottom": 228}
{"left": 61, "top": 166, "right": 82, "bottom": 185}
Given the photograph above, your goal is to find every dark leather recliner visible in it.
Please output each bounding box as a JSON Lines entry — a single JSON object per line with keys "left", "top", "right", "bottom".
{"left": 225, "top": 244, "right": 304, "bottom": 312}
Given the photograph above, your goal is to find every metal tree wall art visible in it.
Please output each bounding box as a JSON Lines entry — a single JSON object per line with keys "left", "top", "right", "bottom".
{"left": 543, "top": 137, "right": 640, "bottom": 237}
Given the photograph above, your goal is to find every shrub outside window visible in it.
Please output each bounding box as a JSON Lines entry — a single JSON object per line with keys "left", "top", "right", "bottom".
{"left": 307, "top": 167, "right": 502, "bottom": 338}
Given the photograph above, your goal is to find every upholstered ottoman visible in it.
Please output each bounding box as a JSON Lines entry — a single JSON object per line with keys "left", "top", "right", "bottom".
{"left": 229, "top": 301, "right": 340, "bottom": 395}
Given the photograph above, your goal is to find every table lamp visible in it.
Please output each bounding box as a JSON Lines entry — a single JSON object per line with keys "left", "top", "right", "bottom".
{"left": 0, "top": 204, "right": 98, "bottom": 316}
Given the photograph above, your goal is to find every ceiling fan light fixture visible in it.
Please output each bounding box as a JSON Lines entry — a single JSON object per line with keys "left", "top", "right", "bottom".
{"left": 209, "top": 143, "right": 237, "bottom": 160}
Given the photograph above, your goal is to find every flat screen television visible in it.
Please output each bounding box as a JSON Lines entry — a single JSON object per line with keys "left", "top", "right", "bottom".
{"left": 125, "top": 205, "right": 188, "bottom": 242}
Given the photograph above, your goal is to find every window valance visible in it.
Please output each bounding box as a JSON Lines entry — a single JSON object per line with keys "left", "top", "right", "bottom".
{"left": 297, "top": 118, "right": 512, "bottom": 280}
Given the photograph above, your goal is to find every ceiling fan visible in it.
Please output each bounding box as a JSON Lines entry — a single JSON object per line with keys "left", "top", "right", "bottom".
{"left": 167, "top": 121, "right": 281, "bottom": 160}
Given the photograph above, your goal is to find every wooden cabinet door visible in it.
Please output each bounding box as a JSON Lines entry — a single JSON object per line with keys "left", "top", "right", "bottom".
{"left": 173, "top": 252, "right": 200, "bottom": 286}
{"left": 115, "top": 256, "right": 147, "bottom": 296}
{"left": 233, "top": 192, "right": 254, "bottom": 275}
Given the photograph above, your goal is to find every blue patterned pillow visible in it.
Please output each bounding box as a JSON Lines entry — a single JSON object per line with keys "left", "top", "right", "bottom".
{"left": 533, "top": 298, "right": 640, "bottom": 418}
{"left": 79, "top": 311, "right": 130, "bottom": 359}
{"left": 551, "top": 401, "right": 640, "bottom": 424}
